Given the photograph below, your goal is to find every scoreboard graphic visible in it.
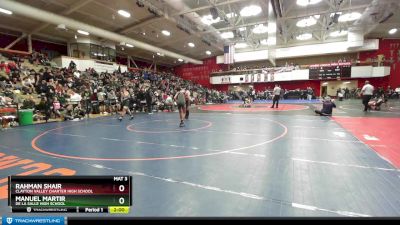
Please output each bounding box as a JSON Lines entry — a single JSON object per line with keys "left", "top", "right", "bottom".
{"left": 309, "top": 62, "right": 352, "bottom": 80}
{"left": 8, "top": 176, "right": 132, "bottom": 214}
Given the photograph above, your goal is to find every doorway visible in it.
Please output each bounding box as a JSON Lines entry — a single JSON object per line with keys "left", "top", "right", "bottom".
{"left": 320, "top": 80, "right": 358, "bottom": 98}
{"left": 321, "top": 86, "right": 327, "bottom": 98}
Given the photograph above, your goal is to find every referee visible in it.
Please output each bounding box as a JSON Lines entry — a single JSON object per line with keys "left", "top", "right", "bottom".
{"left": 270, "top": 84, "right": 281, "bottom": 109}
{"left": 361, "top": 81, "right": 374, "bottom": 112}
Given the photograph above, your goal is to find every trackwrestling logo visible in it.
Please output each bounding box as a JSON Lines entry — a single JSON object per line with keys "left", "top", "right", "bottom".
{"left": 2, "top": 216, "right": 64, "bottom": 225}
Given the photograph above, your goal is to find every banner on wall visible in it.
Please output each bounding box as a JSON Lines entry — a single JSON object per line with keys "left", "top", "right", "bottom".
{"left": 309, "top": 62, "right": 351, "bottom": 80}
{"left": 221, "top": 76, "right": 231, "bottom": 83}
{"left": 263, "top": 69, "right": 268, "bottom": 82}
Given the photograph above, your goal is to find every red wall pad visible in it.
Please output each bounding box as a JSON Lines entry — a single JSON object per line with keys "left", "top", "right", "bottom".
{"left": 359, "top": 39, "right": 400, "bottom": 88}
{"left": 174, "top": 57, "right": 227, "bottom": 88}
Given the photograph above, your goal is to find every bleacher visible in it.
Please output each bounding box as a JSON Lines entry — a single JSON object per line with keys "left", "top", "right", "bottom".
{"left": 0, "top": 50, "right": 84, "bottom": 127}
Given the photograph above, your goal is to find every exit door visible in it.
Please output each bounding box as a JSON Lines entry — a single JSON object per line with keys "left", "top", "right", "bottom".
{"left": 321, "top": 86, "right": 327, "bottom": 97}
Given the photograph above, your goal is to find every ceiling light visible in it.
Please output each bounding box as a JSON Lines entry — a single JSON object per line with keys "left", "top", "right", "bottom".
{"left": 238, "top": 27, "right": 247, "bottom": 31}
{"left": 206, "top": 51, "right": 212, "bottom": 55}
{"left": 240, "top": 5, "right": 262, "bottom": 17}
{"left": 117, "top": 10, "right": 131, "bottom": 18}
{"left": 388, "top": 28, "right": 398, "bottom": 35}
{"left": 201, "top": 15, "right": 220, "bottom": 25}
{"left": 296, "top": 16, "right": 318, "bottom": 27}
{"left": 142, "top": 32, "right": 146, "bottom": 35}
{"left": 296, "top": 0, "right": 322, "bottom": 6}
{"left": 188, "top": 42, "right": 195, "bottom": 47}
{"left": 77, "top": 30, "right": 89, "bottom": 35}
{"left": 226, "top": 12, "right": 237, "bottom": 19}
{"left": 126, "top": 44, "right": 134, "bottom": 48}
{"left": 235, "top": 42, "right": 248, "bottom": 48}
{"left": 252, "top": 24, "right": 268, "bottom": 34}
{"left": 296, "top": 33, "right": 312, "bottom": 40}
{"left": 221, "top": 31, "right": 234, "bottom": 39}
{"left": 178, "top": 58, "right": 183, "bottom": 62}
{"left": 329, "top": 30, "right": 348, "bottom": 37}
{"left": 0, "top": 8, "right": 12, "bottom": 15}
{"left": 338, "top": 12, "right": 361, "bottom": 22}
{"left": 161, "top": 30, "right": 171, "bottom": 36}
{"left": 330, "top": 12, "right": 342, "bottom": 17}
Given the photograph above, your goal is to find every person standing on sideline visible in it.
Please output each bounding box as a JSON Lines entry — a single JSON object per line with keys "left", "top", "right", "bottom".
{"left": 271, "top": 84, "right": 281, "bottom": 109}
{"left": 174, "top": 87, "right": 186, "bottom": 127}
{"left": 307, "top": 87, "right": 313, "bottom": 101}
{"left": 361, "top": 81, "right": 374, "bottom": 111}
{"left": 184, "top": 86, "right": 191, "bottom": 120}
{"left": 145, "top": 88, "right": 153, "bottom": 114}
{"left": 279, "top": 87, "right": 285, "bottom": 100}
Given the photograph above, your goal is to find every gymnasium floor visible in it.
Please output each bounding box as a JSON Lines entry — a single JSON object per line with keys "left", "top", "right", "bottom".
{"left": 1, "top": 99, "right": 400, "bottom": 217}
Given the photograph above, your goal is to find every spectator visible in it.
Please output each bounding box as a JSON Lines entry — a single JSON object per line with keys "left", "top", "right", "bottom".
{"left": 69, "top": 60, "right": 77, "bottom": 70}
{"left": 22, "top": 76, "right": 35, "bottom": 94}
{"left": 52, "top": 97, "right": 62, "bottom": 118}
{"left": 394, "top": 86, "right": 400, "bottom": 99}
{"left": 36, "top": 95, "right": 51, "bottom": 122}
{"left": 165, "top": 94, "right": 174, "bottom": 112}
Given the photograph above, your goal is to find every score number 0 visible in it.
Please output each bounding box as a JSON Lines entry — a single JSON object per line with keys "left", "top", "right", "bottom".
{"left": 118, "top": 185, "right": 125, "bottom": 205}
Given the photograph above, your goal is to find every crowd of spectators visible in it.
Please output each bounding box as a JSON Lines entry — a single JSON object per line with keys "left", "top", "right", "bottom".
{"left": 227, "top": 86, "right": 316, "bottom": 101}
{"left": 28, "top": 50, "right": 52, "bottom": 66}
{"left": 1, "top": 54, "right": 221, "bottom": 123}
